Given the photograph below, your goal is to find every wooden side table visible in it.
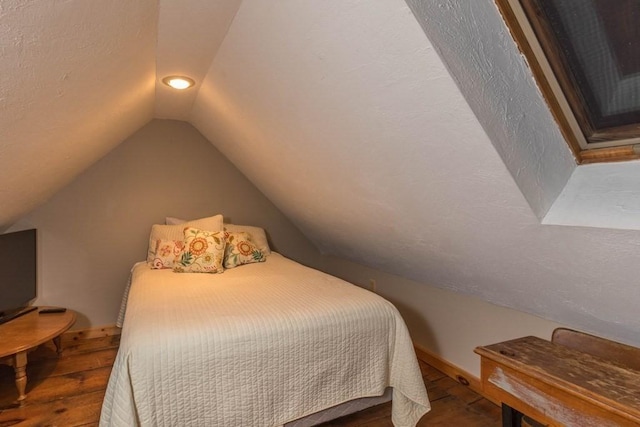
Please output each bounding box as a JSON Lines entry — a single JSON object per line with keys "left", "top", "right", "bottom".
{"left": 0, "top": 307, "right": 76, "bottom": 404}
{"left": 475, "top": 336, "right": 640, "bottom": 427}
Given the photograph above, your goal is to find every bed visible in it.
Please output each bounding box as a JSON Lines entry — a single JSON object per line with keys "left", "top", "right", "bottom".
{"left": 100, "top": 222, "right": 430, "bottom": 426}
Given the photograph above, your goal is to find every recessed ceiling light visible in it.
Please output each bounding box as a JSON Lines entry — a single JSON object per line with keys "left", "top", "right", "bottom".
{"left": 162, "top": 76, "right": 195, "bottom": 90}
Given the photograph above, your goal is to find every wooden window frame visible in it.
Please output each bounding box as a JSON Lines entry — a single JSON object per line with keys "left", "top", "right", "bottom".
{"left": 495, "top": 0, "right": 640, "bottom": 164}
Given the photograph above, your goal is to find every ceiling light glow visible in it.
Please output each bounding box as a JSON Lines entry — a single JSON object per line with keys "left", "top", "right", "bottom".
{"left": 162, "top": 76, "right": 195, "bottom": 90}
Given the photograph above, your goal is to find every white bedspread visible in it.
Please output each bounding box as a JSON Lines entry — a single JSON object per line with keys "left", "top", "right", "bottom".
{"left": 100, "top": 253, "right": 430, "bottom": 426}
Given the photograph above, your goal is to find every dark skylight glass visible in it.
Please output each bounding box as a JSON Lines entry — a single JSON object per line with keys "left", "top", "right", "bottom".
{"left": 521, "top": 0, "right": 640, "bottom": 145}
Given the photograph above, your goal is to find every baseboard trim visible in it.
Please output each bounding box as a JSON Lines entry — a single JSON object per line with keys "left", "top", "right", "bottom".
{"left": 62, "top": 324, "right": 121, "bottom": 342}
{"left": 413, "top": 343, "right": 498, "bottom": 405}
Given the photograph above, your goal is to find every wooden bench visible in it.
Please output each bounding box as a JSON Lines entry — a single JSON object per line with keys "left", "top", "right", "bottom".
{"left": 475, "top": 328, "right": 640, "bottom": 427}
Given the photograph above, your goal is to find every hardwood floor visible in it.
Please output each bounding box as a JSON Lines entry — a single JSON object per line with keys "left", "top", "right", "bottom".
{"left": 0, "top": 334, "right": 119, "bottom": 427}
{"left": 0, "top": 335, "right": 501, "bottom": 426}
{"left": 318, "top": 360, "right": 502, "bottom": 427}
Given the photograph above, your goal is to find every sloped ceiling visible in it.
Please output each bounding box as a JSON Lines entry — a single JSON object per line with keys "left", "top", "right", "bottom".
{"left": 2, "top": 0, "right": 640, "bottom": 344}
{"left": 0, "top": 0, "right": 156, "bottom": 227}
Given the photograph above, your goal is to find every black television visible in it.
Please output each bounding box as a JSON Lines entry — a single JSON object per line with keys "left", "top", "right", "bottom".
{"left": 0, "top": 229, "right": 37, "bottom": 325}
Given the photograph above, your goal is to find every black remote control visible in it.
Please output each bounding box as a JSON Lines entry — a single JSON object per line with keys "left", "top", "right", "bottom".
{"left": 39, "top": 307, "right": 67, "bottom": 314}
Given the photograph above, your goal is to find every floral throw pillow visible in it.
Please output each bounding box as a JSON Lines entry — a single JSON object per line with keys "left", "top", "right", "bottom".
{"left": 174, "top": 227, "right": 226, "bottom": 274}
{"left": 224, "top": 231, "right": 265, "bottom": 269}
{"left": 151, "top": 239, "right": 185, "bottom": 269}
{"left": 146, "top": 214, "right": 223, "bottom": 263}
{"left": 224, "top": 224, "right": 271, "bottom": 256}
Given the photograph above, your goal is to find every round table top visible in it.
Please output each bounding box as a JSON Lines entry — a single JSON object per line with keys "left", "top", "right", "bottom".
{"left": 0, "top": 307, "right": 76, "bottom": 358}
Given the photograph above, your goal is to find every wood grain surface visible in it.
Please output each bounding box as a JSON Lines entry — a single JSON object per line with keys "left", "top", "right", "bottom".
{"left": 476, "top": 335, "right": 640, "bottom": 427}
{"left": 0, "top": 308, "right": 76, "bottom": 358}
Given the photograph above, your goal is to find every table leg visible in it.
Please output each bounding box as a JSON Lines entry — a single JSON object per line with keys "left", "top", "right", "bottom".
{"left": 13, "top": 351, "right": 28, "bottom": 404}
{"left": 53, "top": 335, "right": 63, "bottom": 354}
{"left": 502, "top": 403, "right": 523, "bottom": 427}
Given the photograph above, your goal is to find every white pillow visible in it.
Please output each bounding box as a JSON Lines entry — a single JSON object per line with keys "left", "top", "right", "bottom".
{"left": 147, "top": 214, "right": 223, "bottom": 263}
{"left": 165, "top": 217, "right": 271, "bottom": 256}
{"left": 165, "top": 216, "right": 185, "bottom": 225}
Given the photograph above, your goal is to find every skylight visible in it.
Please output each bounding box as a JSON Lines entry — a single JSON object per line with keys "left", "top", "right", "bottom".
{"left": 497, "top": 0, "right": 640, "bottom": 163}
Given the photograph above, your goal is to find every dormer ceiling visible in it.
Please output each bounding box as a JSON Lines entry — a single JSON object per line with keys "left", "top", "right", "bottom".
{"left": 3, "top": 0, "right": 640, "bottom": 345}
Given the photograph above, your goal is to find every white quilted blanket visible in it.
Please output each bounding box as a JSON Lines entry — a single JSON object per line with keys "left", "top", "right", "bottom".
{"left": 100, "top": 254, "right": 430, "bottom": 426}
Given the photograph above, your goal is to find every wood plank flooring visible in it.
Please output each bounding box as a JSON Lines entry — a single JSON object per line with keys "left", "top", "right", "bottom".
{"left": 319, "top": 360, "right": 502, "bottom": 427}
{"left": 0, "top": 335, "right": 501, "bottom": 426}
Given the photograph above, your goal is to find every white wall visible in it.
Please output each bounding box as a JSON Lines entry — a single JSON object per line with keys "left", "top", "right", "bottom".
{"left": 320, "top": 255, "right": 563, "bottom": 378}
{"left": 10, "top": 119, "right": 321, "bottom": 328}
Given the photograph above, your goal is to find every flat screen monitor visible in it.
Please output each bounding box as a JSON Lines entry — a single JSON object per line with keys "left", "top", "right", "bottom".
{"left": 0, "top": 229, "right": 37, "bottom": 324}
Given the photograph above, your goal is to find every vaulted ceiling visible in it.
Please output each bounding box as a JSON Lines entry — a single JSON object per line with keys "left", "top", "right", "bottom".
{"left": 3, "top": 0, "right": 640, "bottom": 345}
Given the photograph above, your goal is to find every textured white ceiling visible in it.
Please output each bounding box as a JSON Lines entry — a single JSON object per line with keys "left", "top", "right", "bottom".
{"left": 0, "top": 0, "right": 157, "bottom": 228}
{"left": 2, "top": 0, "right": 640, "bottom": 345}
{"left": 154, "top": 0, "right": 242, "bottom": 120}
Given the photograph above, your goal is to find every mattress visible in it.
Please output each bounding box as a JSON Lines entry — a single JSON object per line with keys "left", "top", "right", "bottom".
{"left": 285, "top": 387, "right": 392, "bottom": 427}
{"left": 100, "top": 253, "right": 430, "bottom": 426}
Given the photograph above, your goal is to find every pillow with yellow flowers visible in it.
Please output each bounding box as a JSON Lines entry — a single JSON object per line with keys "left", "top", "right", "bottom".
{"left": 173, "top": 227, "right": 226, "bottom": 274}
{"left": 224, "top": 231, "right": 265, "bottom": 269}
